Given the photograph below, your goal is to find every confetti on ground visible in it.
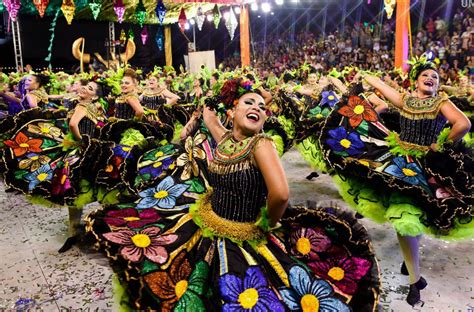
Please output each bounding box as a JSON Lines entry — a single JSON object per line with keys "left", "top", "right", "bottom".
{"left": 0, "top": 148, "right": 473, "bottom": 311}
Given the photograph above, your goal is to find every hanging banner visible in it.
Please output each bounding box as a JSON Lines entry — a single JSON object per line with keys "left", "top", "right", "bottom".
{"left": 394, "top": 0, "right": 411, "bottom": 71}
{"left": 165, "top": 26, "right": 173, "bottom": 67}
{"left": 240, "top": 5, "right": 250, "bottom": 67}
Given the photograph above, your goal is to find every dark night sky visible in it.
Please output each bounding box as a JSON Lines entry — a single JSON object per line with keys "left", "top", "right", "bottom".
{"left": 0, "top": 0, "right": 467, "bottom": 71}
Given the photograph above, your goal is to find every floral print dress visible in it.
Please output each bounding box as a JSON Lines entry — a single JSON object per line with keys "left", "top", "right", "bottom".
{"left": 2, "top": 102, "right": 109, "bottom": 205}
{"left": 86, "top": 129, "right": 380, "bottom": 311}
{"left": 319, "top": 94, "right": 473, "bottom": 239}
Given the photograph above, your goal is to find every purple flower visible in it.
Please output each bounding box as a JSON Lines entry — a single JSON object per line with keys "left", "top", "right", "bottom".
{"left": 219, "top": 266, "right": 285, "bottom": 311}
{"left": 320, "top": 90, "right": 339, "bottom": 108}
{"left": 326, "top": 126, "right": 365, "bottom": 156}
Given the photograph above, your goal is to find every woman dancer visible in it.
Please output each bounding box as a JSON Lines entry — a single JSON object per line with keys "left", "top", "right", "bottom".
{"left": 2, "top": 79, "right": 109, "bottom": 252}
{"left": 86, "top": 78, "right": 380, "bottom": 311}
{"left": 319, "top": 60, "right": 472, "bottom": 306}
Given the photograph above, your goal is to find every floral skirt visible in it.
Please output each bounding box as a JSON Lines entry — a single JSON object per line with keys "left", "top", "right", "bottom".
{"left": 318, "top": 94, "right": 474, "bottom": 239}
{"left": 1, "top": 109, "right": 109, "bottom": 206}
{"left": 86, "top": 197, "right": 379, "bottom": 311}
{"left": 83, "top": 127, "right": 379, "bottom": 311}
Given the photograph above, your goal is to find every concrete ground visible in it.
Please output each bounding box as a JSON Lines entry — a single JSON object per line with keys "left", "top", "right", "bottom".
{"left": 0, "top": 148, "right": 473, "bottom": 311}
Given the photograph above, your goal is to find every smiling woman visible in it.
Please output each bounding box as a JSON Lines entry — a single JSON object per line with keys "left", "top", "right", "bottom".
{"left": 318, "top": 59, "right": 473, "bottom": 306}
{"left": 85, "top": 77, "right": 380, "bottom": 311}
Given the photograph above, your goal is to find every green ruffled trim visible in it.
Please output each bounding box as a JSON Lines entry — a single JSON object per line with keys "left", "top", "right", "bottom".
{"left": 432, "top": 218, "right": 474, "bottom": 241}
{"left": 265, "top": 130, "right": 284, "bottom": 157}
{"left": 27, "top": 195, "right": 59, "bottom": 208}
{"left": 276, "top": 115, "right": 295, "bottom": 140}
{"left": 173, "top": 122, "right": 184, "bottom": 143}
{"left": 384, "top": 194, "right": 426, "bottom": 237}
{"left": 61, "top": 132, "right": 80, "bottom": 151}
{"left": 385, "top": 132, "right": 426, "bottom": 158}
{"left": 296, "top": 138, "right": 329, "bottom": 173}
{"left": 333, "top": 175, "right": 425, "bottom": 236}
{"left": 334, "top": 175, "right": 474, "bottom": 239}
{"left": 255, "top": 206, "right": 270, "bottom": 233}
{"left": 189, "top": 193, "right": 267, "bottom": 247}
{"left": 97, "top": 188, "right": 121, "bottom": 205}
{"left": 71, "top": 180, "right": 96, "bottom": 208}
{"left": 111, "top": 273, "right": 132, "bottom": 312}
{"left": 119, "top": 128, "right": 146, "bottom": 148}
{"left": 333, "top": 175, "right": 387, "bottom": 223}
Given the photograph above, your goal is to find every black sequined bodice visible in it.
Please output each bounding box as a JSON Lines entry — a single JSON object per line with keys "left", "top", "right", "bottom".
{"left": 115, "top": 102, "right": 135, "bottom": 119}
{"left": 208, "top": 166, "right": 267, "bottom": 223}
{"left": 78, "top": 118, "right": 96, "bottom": 137}
{"left": 397, "top": 94, "right": 448, "bottom": 146}
{"left": 142, "top": 94, "right": 166, "bottom": 110}
{"left": 399, "top": 115, "right": 447, "bottom": 146}
{"left": 207, "top": 133, "right": 269, "bottom": 223}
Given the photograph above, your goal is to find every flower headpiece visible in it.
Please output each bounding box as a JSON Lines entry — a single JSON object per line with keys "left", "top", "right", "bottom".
{"left": 205, "top": 78, "right": 257, "bottom": 114}
{"left": 407, "top": 55, "right": 437, "bottom": 83}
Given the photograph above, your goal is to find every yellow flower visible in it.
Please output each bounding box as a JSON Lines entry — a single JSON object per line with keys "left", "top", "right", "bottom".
{"left": 27, "top": 122, "right": 62, "bottom": 139}
{"left": 19, "top": 154, "right": 51, "bottom": 172}
{"left": 176, "top": 133, "right": 206, "bottom": 181}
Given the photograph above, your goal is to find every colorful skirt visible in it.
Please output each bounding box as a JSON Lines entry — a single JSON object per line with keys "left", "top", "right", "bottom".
{"left": 318, "top": 94, "right": 473, "bottom": 239}
{"left": 1, "top": 109, "right": 108, "bottom": 206}
{"left": 85, "top": 130, "right": 380, "bottom": 311}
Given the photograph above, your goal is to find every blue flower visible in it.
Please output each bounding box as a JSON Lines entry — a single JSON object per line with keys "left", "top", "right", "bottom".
{"left": 384, "top": 157, "right": 428, "bottom": 186}
{"left": 136, "top": 176, "right": 189, "bottom": 209}
{"left": 279, "top": 265, "right": 350, "bottom": 312}
{"left": 25, "top": 164, "right": 54, "bottom": 191}
{"left": 113, "top": 145, "right": 133, "bottom": 159}
{"left": 219, "top": 266, "right": 285, "bottom": 311}
{"left": 320, "top": 90, "right": 339, "bottom": 108}
{"left": 326, "top": 126, "right": 365, "bottom": 156}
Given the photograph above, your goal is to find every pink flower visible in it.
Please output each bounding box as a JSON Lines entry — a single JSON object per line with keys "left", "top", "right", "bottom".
{"left": 104, "top": 208, "right": 160, "bottom": 229}
{"left": 103, "top": 227, "right": 177, "bottom": 264}
{"left": 308, "top": 256, "right": 372, "bottom": 295}
{"left": 290, "top": 227, "right": 331, "bottom": 261}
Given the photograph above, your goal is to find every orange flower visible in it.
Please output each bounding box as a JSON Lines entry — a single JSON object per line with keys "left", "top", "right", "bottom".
{"left": 338, "top": 96, "right": 378, "bottom": 128}
{"left": 4, "top": 132, "right": 43, "bottom": 157}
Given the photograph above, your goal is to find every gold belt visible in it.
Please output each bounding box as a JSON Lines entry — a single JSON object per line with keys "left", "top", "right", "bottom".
{"left": 194, "top": 193, "right": 265, "bottom": 242}
{"left": 394, "top": 133, "right": 430, "bottom": 153}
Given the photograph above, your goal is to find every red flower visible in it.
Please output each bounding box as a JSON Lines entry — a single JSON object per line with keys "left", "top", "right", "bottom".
{"left": 308, "top": 256, "right": 372, "bottom": 295}
{"left": 337, "top": 96, "right": 378, "bottom": 128}
{"left": 4, "top": 132, "right": 43, "bottom": 157}
{"left": 104, "top": 208, "right": 161, "bottom": 228}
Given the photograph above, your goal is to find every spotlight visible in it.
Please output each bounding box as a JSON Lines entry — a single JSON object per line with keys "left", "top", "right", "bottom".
{"left": 184, "top": 22, "right": 190, "bottom": 30}
{"left": 261, "top": 2, "right": 271, "bottom": 13}
{"left": 234, "top": 6, "right": 241, "bottom": 14}
{"left": 251, "top": 3, "right": 258, "bottom": 11}
{"left": 189, "top": 18, "right": 195, "bottom": 25}
{"left": 275, "top": 0, "right": 284, "bottom": 4}
{"left": 207, "top": 14, "right": 213, "bottom": 22}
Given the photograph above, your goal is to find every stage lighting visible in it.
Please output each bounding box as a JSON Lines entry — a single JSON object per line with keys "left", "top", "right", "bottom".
{"left": 251, "top": 3, "right": 258, "bottom": 11}
{"left": 234, "top": 6, "right": 241, "bottom": 14}
{"left": 275, "top": 0, "right": 284, "bottom": 5}
{"left": 184, "top": 22, "right": 190, "bottom": 30}
{"left": 223, "top": 11, "right": 230, "bottom": 20}
{"left": 189, "top": 18, "right": 195, "bottom": 25}
{"left": 207, "top": 14, "right": 213, "bottom": 22}
{"left": 262, "top": 2, "right": 271, "bottom": 13}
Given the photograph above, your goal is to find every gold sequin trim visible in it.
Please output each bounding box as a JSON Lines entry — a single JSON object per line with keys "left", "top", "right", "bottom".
{"left": 195, "top": 193, "right": 265, "bottom": 242}
{"left": 116, "top": 92, "right": 139, "bottom": 104}
{"left": 399, "top": 94, "right": 447, "bottom": 120}
{"left": 393, "top": 132, "right": 430, "bottom": 153}
{"left": 255, "top": 245, "right": 289, "bottom": 287}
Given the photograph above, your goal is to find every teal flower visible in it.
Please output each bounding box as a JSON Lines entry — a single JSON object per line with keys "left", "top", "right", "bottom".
{"left": 136, "top": 176, "right": 189, "bottom": 209}
{"left": 25, "top": 164, "right": 54, "bottom": 191}
{"left": 279, "top": 265, "right": 350, "bottom": 311}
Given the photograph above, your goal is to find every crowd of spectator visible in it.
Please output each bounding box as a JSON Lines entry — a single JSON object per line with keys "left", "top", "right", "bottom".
{"left": 222, "top": 9, "right": 474, "bottom": 85}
